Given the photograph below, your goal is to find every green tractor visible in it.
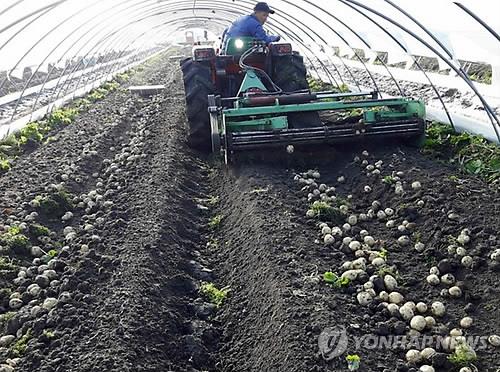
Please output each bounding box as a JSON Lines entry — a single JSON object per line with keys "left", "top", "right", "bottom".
{"left": 181, "top": 37, "right": 425, "bottom": 162}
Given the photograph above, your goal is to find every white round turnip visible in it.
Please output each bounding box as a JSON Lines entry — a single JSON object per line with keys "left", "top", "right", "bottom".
{"left": 406, "top": 349, "right": 421, "bottom": 364}
{"left": 410, "top": 315, "right": 427, "bottom": 331}
{"left": 460, "top": 317, "right": 473, "bottom": 329}
{"left": 431, "top": 302, "right": 446, "bottom": 317}
{"left": 416, "top": 302, "right": 428, "bottom": 314}
{"left": 324, "top": 234, "right": 335, "bottom": 245}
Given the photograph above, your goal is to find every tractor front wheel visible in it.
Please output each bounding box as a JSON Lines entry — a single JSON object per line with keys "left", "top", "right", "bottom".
{"left": 180, "top": 58, "right": 215, "bottom": 151}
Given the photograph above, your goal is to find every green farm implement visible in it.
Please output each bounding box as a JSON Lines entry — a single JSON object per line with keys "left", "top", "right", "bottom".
{"left": 181, "top": 37, "right": 425, "bottom": 162}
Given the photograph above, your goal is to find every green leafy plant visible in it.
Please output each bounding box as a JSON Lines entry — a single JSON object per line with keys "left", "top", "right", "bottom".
{"left": 378, "top": 248, "right": 388, "bottom": 259}
{"left": 200, "top": 282, "right": 229, "bottom": 307}
{"left": 448, "top": 339, "right": 477, "bottom": 366}
{"left": 53, "top": 188, "right": 74, "bottom": 210}
{"left": 382, "top": 176, "right": 396, "bottom": 185}
{"left": 323, "top": 271, "right": 350, "bottom": 288}
{"left": 306, "top": 76, "right": 348, "bottom": 93}
{"left": 208, "top": 214, "right": 223, "bottom": 229}
{"left": 308, "top": 77, "right": 331, "bottom": 92}
{"left": 338, "top": 83, "right": 350, "bottom": 93}
{"left": 207, "top": 195, "right": 220, "bottom": 205}
{"left": 42, "top": 329, "right": 55, "bottom": 340}
{"left": 0, "top": 226, "right": 30, "bottom": 252}
{"left": 377, "top": 266, "right": 400, "bottom": 280}
{"left": 0, "top": 257, "right": 17, "bottom": 271}
{"left": 115, "top": 72, "right": 130, "bottom": 83}
{"left": 207, "top": 237, "right": 219, "bottom": 250}
{"left": 347, "top": 108, "right": 364, "bottom": 117}
{"left": 47, "top": 249, "right": 58, "bottom": 258}
{"left": 101, "top": 81, "right": 120, "bottom": 92}
{"left": 29, "top": 224, "right": 50, "bottom": 237}
{"left": 310, "top": 201, "right": 344, "bottom": 224}
{"left": 11, "top": 329, "right": 32, "bottom": 357}
{"left": 469, "top": 69, "right": 492, "bottom": 85}
{"left": 346, "top": 354, "right": 361, "bottom": 362}
{"left": 346, "top": 354, "right": 361, "bottom": 371}
{"left": 47, "top": 107, "right": 78, "bottom": 127}
{"left": 0, "top": 310, "right": 15, "bottom": 332}
{"left": 423, "top": 122, "right": 500, "bottom": 183}
{"left": 0, "top": 157, "right": 11, "bottom": 173}
{"left": 0, "top": 133, "right": 20, "bottom": 152}
{"left": 36, "top": 189, "right": 73, "bottom": 217}
{"left": 17, "top": 122, "right": 43, "bottom": 146}
{"left": 0, "top": 311, "right": 15, "bottom": 323}
{"left": 87, "top": 88, "right": 106, "bottom": 102}
{"left": 73, "top": 98, "right": 91, "bottom": 109}
{"left": 331, "top": 197, "right": 351, "bottom": 208}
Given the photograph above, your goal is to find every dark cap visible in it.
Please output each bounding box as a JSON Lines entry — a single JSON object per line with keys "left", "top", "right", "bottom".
{"left": 254, "top": 2, "right": 275, "bottom": 14}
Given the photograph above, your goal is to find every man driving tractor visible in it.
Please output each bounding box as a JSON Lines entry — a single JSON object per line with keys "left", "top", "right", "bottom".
{"left": 221, "top": 2, "right": 280, "bottom": 50}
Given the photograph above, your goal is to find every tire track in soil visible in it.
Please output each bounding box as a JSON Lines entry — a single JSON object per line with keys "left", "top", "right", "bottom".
{"left": 205, "top": 167, "right": 326, "bottom": 372}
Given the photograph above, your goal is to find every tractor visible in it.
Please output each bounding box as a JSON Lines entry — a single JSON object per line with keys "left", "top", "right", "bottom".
{"left": 181, "top": 36, "right": 425, "bottom": 162}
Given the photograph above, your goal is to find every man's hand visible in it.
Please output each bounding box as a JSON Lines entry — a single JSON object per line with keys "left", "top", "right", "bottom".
{"left": 269, "top": 35, "right": 280, "bottom": 43}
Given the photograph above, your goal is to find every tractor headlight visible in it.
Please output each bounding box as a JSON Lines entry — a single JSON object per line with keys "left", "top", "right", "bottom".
{"left": 235, "top": 39, "right": 244, "bottom": 49}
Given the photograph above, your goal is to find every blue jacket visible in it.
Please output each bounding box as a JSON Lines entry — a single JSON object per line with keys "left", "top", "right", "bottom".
{"left": 224, "top": 14, "right": 280, "bottom": 44}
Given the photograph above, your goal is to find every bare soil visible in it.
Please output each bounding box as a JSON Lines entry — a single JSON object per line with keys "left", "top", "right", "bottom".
{"left": 0, "top": 52, "right": 498, "bottom": 372}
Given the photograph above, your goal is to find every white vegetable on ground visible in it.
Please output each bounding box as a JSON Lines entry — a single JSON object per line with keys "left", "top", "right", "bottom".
{"left": 488, "top": 335, "right": 500, "bottom": 347}
{"left": 388, "top": 292, "right": 404, "bottom": 304}
{"left": 449, "top": 286, "right": 462, "bottom": 298}
{"left": 347, "top": 215, "right": 358, "bottom": 225}
{"left": 357, "top": 291, "right": 373, "bottom": 306}
{"left": 323, "top": 234, "right": 335, "bottom": 245}
{"left": 419, "top": 365, "right": 435, "bottom": 372}
{"left": 431, "top": 302, "right": 446, "bottom": 317}
{"left": 420, "top": 347, "right": 436, "bottom": 360}
{"left": 383, "top": 275, "right": 398, "bottom": 291}
{"left": 425, "top": 316, "right": 436, "bottom": 328}
{"left": 405, "top": 349, "right": 422, "bottom": 364}
{"left": 416, "top": 302, "right": 428, "bottom": 313}
{"left": 461, "top": 256, "right": 473, "bottom": 268}
{"left": 410, "top": 315, "right": 427, "bottom": 331}
{"left": 399, "top": 305, "right": 414, "bottom": 320}
{"left": 411, "top": 181, "right": 422, "bottom": 190}
{"left": 397, "top": 236, "right": 410, "bottom": 246}
{"left": 460, "top": 317, "right": 473, "bottom": 329}
{"left": 415, "top": 242, "right": 425, "bottom": 252}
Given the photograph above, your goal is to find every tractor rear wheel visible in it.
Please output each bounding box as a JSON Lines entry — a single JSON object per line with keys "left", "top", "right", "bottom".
{"left": 272, "top": 52, "right": 309, "bottom": 92}
{"left": 180, "top": 58, "right": 215, "bottom": 151}
{"left": 272, "top": 53, "right": 322, "bottom": 128}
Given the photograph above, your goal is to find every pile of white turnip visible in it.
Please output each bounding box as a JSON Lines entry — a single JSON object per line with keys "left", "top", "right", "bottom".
{"left": 293, "top": 150, "right": 499, "bottom": 372}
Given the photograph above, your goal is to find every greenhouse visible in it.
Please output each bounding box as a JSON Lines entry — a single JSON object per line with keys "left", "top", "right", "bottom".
{"left": 0, "top": 1, "right": 499, "bottom": 371}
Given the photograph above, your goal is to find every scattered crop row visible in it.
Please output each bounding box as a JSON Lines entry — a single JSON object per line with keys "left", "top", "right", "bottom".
{"left": 294, "top": 148, "right": 499, "bottom": 371}
{"left": 308, "top": 75, "right": 499, "bottom": 185}
{"left": 0, "top": 75, "right": 128, "bottom": 175}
